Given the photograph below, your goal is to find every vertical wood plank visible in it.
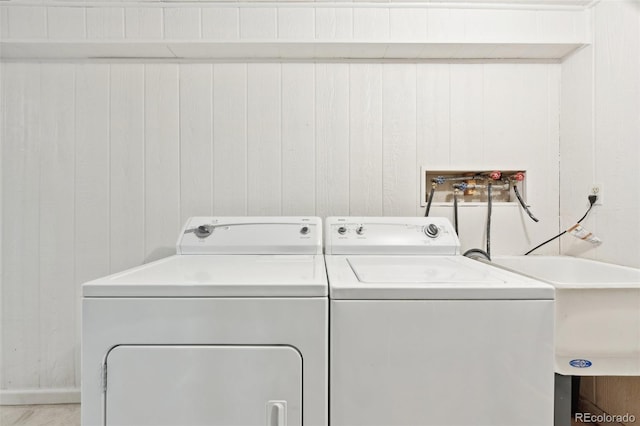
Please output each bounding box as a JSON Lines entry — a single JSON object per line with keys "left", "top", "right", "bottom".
{"left": 47, "top": 7, "right": 85, "bottom": 39}
{"left": 125, "top": 7, "right": 162, "bottom": 39}
{"left": 282, "top": 64, "right": 315, "bottom": 215}
{"left": 416, "top": 63, "right": 450, "bottom": 213}
{"left": 202, "top": 8, "right": 239, "bottom": 40}
{"left": 247, "top": 63, "right": 281, "bottom": 215}
{"left": 213, "top": 64, "right": 247, "bottom": 215}
{"left": 382, "top": 64, "right": 417, "bottom": 215}
{"left": 464, "top": 9, "right": 537, "bottom": 42}
{"left": 353, "top": 8, "right": 388, "bottom": 40}
{"left": 560, "top": 47, "right": 593, "bottom": 255}
{"left": 164, "top": 7, "right": 201, "bottom": 39}
{"left": 1, "top": 63, "right": 41, "bottom": 389}
{"left": 416, "top": 63, "right": 450, "bottom": 165}
{"left": 591, "top": 0, "right": 640, "bottom": 267}
{"left": 278, "top": 8, "right": 314, "bottom": 39}
{"left": 390, "top": 9, "right": 427, "bottom": 41}
{"left": 144, "top": 64, "right": 180, "bottom": 262}
{"left": 86, "top": 7, "right": 124, "bottom": 39}
{"left": 38, "top": 64, "right": 76, "bottom": 388}
{"left": 349, "top": 64, "right": 383, "bottom": 216}
{"left": 482, "top": 64, "right": 521, "bottom": 166}
{"left": 8, "top": 6, "right": 46, "bottom": 39}
{"left": 1, "top": 7, "right": 9, "bottom": 39}
{"left": 315, "top": 8, "right": 352, "bottom": 40}
{"left": 316, "top": 64, "right": 349, "bottom": 217}
{"left": 179, "top": 64, "right": 213, "bottom": 222}
{"left": 450, "top": 64, "right": 483, "bottom": 164}
{"left": 110, "top": 64, "right": 144, "bottom": 272}
{"left": 74, "top": 63, "right": 110, "bottom": 386}
{"left": 240, "top": 8, "right": 276, "bottom": 39}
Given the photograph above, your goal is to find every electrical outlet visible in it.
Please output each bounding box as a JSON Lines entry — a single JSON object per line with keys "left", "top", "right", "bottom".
{"left": 591, "top": 184, "right": 603, "bottom": 205}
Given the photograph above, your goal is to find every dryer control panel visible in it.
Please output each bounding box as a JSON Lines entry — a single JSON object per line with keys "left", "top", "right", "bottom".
{"left": 325, "top": 217, "right": 460, "bottom": 255}
{"left": 178, "top": 217, "right": 323, "bottom": 255}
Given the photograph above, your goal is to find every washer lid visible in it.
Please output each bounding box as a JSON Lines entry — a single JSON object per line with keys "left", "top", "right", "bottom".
{"left": 83, "top": 255, "right": 327, "bottom": 297}
{"left": 326, "top": 255, "right": 554, "bottom": 300}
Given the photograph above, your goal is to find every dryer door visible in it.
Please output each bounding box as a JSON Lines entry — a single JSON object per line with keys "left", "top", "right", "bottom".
{"left": 105, "top": 345, "right": 302, "bottom": 426}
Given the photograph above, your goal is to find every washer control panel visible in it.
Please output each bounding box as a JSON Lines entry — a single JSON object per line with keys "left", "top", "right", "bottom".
{"left": 325, "top": 217, "right": 460, "bottom": 255}
{"left": 178, "top": 216, "right": 322, "bottom": 255}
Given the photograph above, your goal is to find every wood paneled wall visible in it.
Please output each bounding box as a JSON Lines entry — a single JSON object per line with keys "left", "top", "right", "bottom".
{"left": 561, "top": 1, "right": 640, "bottom": 422}
{"left": 1, "top": 61, "right": 561, "bottom": 395}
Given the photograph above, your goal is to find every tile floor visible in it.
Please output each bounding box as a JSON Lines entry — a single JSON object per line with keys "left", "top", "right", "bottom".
{"left": 0, "top": 404, "right": 593, "bottom": 426}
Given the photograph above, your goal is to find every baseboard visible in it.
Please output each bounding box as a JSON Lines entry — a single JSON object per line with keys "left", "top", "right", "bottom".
{"left": 0, "top": 388, "right": 80, "bottom": 405}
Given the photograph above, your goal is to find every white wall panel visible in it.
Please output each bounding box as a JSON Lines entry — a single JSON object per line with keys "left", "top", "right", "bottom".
{"left": 559, "top": 1, "right": 640, "bottom": 419}
{"left": 560, "top": 45, "right": 596, "bottom": 259}
{"left": 7, "top": 6, "right": 46, "bottom": 39}
{"left": 240, "top": 8, "right": 276, "bottom": 39}
{"left": 278, "top": 8, "right": 314, "bottom": 40}
{"left": 382, "top": 64, "right": 417, "bottom": 215}
{"left": 1, "top": 7, "right": 9, "bottom": 39}
{"left": 450, "top": 64, "right": 484, "bottom": 164}
{"left": 86, "top": 7, "right": 124, "bottom": 39}
{"left": 109, "top": 64, "right": 145, "bottom": 272}
{"left": 247, "top": 63, "right": 281, "bottom": 215}
{"left": 282, "top": 64, "right": 315, "bottom": 215}
{"left": 315, "top": 8, "right": 352, "bottom": 40}
{"left": 316, "top": 64, "right": 349, "bottom": 217}
{"left": 125, "top": 7, "right": 162, "bottom": 39}
{"left": 1, "top": 64, "right": 41, "bottom": 390}
{"left": 417, "top": 64, "right": 450, "bottom": 167}
{"left": 589, "top": 0, "right": 640, "bottom": 267}
{"left": 164, "top": 7, "right": 200, "bottom": 40}
{"left": 38, "top": 64, "right": 76, "bottom": 388}
{"left": 47, "top": 7, "right": 85, "bottom": 40}
{"left": 179, "top": 64, "right": 213, "bottom": 222}
{"left": 349, "top": 64, "right": 383, "bottom": 216}
{"left": 390, "top": 9, "right": 427, "bottom": 41}
{"left": 1, "top": 61, "right": 562, "bottom": 396}
{"left": 561, "top": 1, "right": 640, "bottom": 268}
{"left": 202, "top": 8, "right": 239, "bottom": 40}
{"left": 427, "top": 9, "right": 464, "bottom": 42}
{"left": 353, "top": 8, "right": 388, "bottom": 41}
{"left": 74, "top": 64, "right": 110, "bottom": 384}
{"left": 213, "top": 64, "right": 247, "bottom": 215}
{"left": 144, "top": 64, "right": 180, "bottom": 262}
{"left": 464, "top": 9, "right": 537, "bottom": 42}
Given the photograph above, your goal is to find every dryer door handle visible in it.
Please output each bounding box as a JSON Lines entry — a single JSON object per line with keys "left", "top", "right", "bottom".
{"left": 266, "top": 401, "right": 287, "bottom": 426}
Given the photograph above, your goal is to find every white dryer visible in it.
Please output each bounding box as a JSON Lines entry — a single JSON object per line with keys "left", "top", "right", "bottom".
{"left": 325, "top": 217, "right": 555, "bottom": 426}
{"left": 82, "top": 217, "right": 327, "bottom": 426}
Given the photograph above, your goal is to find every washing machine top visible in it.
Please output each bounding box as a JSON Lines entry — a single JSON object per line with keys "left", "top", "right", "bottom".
{"left": 83, "top": 217, "right": 327, "bottom": 297}
{"left": 324, "top": 217, "right": 554, "bottom": 300}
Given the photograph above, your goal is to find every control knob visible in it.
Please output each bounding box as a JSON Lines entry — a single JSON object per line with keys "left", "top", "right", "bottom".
{"left": 337, "top": 226, "right": 347, "bottom": 235}
{"left": 356, "top": 226, "right": 364, "bottom": 235}
{"left": 300, "top": 226, "right": 310, "bottom": 235}
{"left": 424, "top": 224, "right": 439, "bottom": 238}
{"left": 194, "top": 225, "right": 213, "bottom": 238}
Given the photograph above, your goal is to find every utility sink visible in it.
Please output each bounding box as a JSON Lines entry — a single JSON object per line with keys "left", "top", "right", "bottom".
{"left": 490, "top": 256, "right": 640, "bottom": 376}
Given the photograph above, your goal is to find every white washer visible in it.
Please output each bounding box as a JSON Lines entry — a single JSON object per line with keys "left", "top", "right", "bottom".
{"left": 325, "top": 217, "right": 555, "bottom": 426}
{"left": 82, "top": 217, "right": 328, "bottom": 426}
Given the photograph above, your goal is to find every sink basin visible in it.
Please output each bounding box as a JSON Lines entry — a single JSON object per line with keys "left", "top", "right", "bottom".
{"left": 490, "top": 255, "right": 640, "bottom": 376}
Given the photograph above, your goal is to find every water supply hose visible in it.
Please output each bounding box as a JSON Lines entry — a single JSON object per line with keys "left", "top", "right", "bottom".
{"left": 453, "top": 189, "right": 459, "bottom": 235}
{"left": 486, "top": 183, "right": 492, "bottom": 260}
{"left": 424, "top": 184, "right": 436, "bottom": 217}
{"left": 513, "top": 184, "right": 539, "bottom": 222}
{"left": 463, "top": 248, "right": 491, "bottom": 261}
